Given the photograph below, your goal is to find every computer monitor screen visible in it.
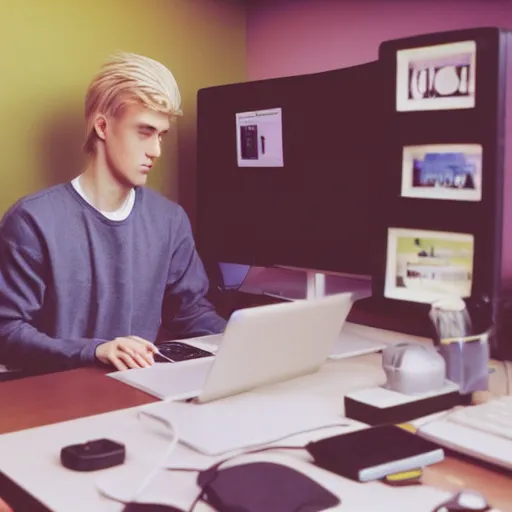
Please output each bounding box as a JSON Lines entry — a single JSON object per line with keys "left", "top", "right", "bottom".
{"left": 196, "top": 61, "right": 380, "bottom": 277}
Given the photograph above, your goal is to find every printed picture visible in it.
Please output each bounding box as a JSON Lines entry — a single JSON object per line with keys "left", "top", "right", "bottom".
{"left": 396, "top": 41, "right": 476, "bottom": 111}
{"left": 236, "top": 108, "right": 284, "bottom": 167}
{"left": 401, "top": 144, "right": 482, "bottom": 201}
{"left": 384, "top": 228, "right": 474, "bottom": 304}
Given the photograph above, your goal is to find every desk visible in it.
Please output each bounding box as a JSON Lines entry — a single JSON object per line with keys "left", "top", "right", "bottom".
{"left": 0, "top": 367, "right": 157, "bottom": 435}
{"left": 1, "top": 362, "right": 511, "bottom": 512}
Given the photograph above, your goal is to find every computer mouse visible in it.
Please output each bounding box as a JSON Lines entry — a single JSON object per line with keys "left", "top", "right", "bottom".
{"left": 434, "top": 489, "right": 489, "bottom": 511}
{"left": 382, "top": 343, "right": 446, "bottom": 395}
{"left": 456, "top": 489, "right": 489, "bottom": 510}
{"left": 123, "top": 504, "right": 185, "bottom": 512}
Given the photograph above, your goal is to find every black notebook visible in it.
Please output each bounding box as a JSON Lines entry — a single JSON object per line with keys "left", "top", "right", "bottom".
{"left": 306, "top": 425, "right": 444, "bottom": 482}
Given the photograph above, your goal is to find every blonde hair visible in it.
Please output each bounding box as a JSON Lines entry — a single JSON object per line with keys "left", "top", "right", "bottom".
{"left": 83, "top": 51, "right": 182, "bottom": 153}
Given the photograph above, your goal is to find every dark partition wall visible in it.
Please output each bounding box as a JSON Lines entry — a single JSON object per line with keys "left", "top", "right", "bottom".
{"left": 371, "top": 27, "right": 511, "bottom": 356}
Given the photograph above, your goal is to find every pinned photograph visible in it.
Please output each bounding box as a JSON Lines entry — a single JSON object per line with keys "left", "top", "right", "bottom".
{"left": 236, "top": 108, "right": 284, "bottom": 167}
{"left": 396, "top": 41, "right": 476, "bottom": 111}
{"left": 401, "top": 144, "right": 482, "bottom": 201}
{"left": 384, "top": 228, "right": 474, "bottom": 304}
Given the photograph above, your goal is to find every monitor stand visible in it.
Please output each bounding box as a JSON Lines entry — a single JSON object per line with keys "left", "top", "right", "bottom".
{"left": 238, "top": 265, "right": 371, "bottom": 301}
{"left": 306, "top": 270, "right": 326, "bottom": 299}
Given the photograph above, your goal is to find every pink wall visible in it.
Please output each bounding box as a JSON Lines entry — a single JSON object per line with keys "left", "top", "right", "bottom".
{"left": 247, "top": 0, "right": 512, "bottom": 282}
{"left": 247, "top": 0, "right": 512, "bottom": 80}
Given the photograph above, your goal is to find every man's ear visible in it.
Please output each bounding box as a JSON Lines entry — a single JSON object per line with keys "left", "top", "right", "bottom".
{"left": 93, "top": 114, "right": 108, "bottom": 142}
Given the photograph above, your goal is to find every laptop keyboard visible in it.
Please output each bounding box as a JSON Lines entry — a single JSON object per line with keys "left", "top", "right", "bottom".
{"left": 156, "top": 341, "right": 214, "bottom": 363}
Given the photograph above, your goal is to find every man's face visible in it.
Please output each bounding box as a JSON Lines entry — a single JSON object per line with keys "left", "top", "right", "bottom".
{"left": 101, "top": 104, "right": 170, "bottom": 187}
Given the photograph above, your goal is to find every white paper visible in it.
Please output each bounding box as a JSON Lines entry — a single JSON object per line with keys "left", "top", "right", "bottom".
{"left": 236, "top": 108, "right": 284, "bottom": 167}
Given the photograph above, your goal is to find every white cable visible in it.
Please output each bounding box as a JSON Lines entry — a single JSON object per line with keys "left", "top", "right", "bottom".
{"left": 96, "top": 410, "right": 179, "bottom": 505}
{"left": 132, "top": 411, "right": 180, "bottom": 501}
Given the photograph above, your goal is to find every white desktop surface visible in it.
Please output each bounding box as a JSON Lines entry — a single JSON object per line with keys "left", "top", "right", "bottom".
{"left": 329, "top": 321, "right": 428, "bottom": 359}
{"left": 0, "top": 354, "right": 457, "bottom": 512}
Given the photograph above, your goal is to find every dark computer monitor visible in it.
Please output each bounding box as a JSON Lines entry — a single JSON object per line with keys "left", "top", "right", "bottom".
{"left": 196, "top": 61, "right": 380, "bottom": 278}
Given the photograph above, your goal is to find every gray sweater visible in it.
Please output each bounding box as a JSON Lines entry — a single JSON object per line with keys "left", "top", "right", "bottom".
{"left": 0, "top": 183, "right": 226, "bottom": 370}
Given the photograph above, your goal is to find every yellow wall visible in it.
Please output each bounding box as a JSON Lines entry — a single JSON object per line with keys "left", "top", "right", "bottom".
{"left": 0, "top": 0, "right": 247, "bottom": 226}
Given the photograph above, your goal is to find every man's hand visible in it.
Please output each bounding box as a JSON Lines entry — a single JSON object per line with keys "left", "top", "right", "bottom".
{"left": 0, "top": 497, "right": 12, "bottom": 512}
{"left": 95, "top": 336, "right": 158, "bottom": 371}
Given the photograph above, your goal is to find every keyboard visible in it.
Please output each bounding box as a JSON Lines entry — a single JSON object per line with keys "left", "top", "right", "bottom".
{"left": 156, "top": 341, "right": 214, "bottom": 363}
{"left": 446, "top": 396, "right": 512, "bottom": 440}
{"left": 418, "top": 396, "right": 512, "bottom": 471}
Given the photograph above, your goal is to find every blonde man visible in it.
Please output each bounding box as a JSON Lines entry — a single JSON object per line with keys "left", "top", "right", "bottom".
{"left": 0, "top": 52, "right": 226, "bottom": 372}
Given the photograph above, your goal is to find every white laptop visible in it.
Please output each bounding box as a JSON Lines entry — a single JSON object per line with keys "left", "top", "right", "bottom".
{"left": 109, "top": 292, "right": 353, "bottom": 403}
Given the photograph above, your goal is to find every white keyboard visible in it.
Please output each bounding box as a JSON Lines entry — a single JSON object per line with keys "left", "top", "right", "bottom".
{"left": 419, "top": 396, "right": 512, "bottom": 471}
{"left": 446, "top": 396, "right": 512, "bottom": 440}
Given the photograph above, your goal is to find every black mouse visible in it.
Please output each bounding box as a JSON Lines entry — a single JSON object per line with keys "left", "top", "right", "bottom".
{"left": 123, "top": 503, "right": 185, "bottom": 512}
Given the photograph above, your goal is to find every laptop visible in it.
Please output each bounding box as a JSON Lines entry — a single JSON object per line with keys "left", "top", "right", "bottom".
{"left": 109, "top": 292, "right": 353, "bottom": 403}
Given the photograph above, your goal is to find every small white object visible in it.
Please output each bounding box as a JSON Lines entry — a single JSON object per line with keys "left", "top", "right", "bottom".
{"left": 431, "top": 296, "right": 467, "bottom": 312}
{"left": 456, "top": 489, "right": 488, "bottom": 510}
{"left": 434, "top": 66, "right": 460, "bottom": 96}
{"left": 382, "top": 343, "right": 446, "bottom": 395}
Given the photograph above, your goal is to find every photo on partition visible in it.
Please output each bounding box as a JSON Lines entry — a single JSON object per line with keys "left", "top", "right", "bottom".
{"left": 235, "top": 107, "right": 284, "bottom": 167}
{"left": 384, "top": 228, "right": 474, "bottom": 304}
{"left": 401, "top": 144, "right": 482, "bottom": 201}
{"left": 396, "top": 40, "right": 476, "bottom": 111}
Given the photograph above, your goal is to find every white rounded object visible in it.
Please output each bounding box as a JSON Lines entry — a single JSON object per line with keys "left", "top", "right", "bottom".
{"left": 456, "top": 489, "right": 488, "bottom": 510}
{"left": 434, "top": 66, "right": 460, "bottom": 96}
{"left": 382, "top": 343, "right": 446, "bottom": 395}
